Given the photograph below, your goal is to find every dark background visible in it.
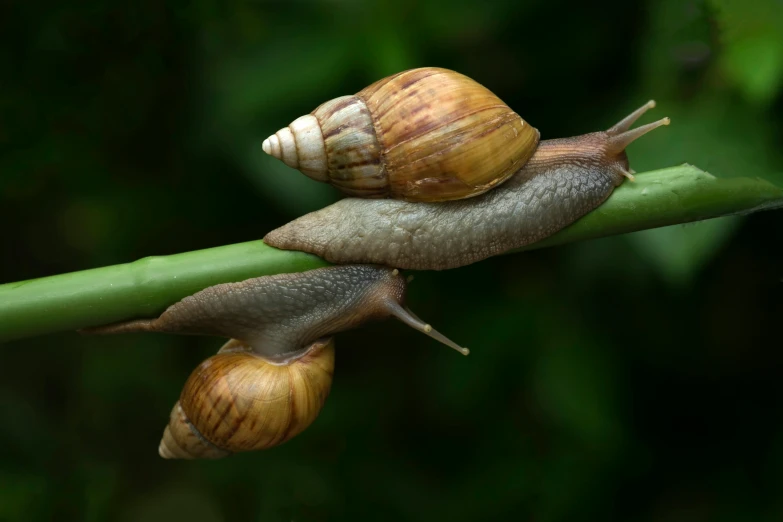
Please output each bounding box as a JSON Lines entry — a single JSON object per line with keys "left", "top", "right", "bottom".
{"left": 2, "top": 1, "right": 783, "bottom": 520}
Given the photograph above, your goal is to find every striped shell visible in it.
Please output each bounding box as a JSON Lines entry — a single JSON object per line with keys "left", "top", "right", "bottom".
{"left": 158, "top": 338, "right": 335, "bottom": 459}
{"left": 262, "top": 67, "right": 540, "bottom": 202}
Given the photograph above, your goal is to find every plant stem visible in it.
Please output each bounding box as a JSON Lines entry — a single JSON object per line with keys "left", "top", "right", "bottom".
{"left": 514, "top": 164, "right": 783, "bottom": 251}
{"left": 0, "top": 243, "right": 329, "bottom": 343}
{"left": 1, "top": 164, "right": 781, "bottom": 343}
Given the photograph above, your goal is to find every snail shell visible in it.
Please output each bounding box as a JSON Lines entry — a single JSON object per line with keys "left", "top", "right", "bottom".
{"left": 262, "top": 67, "right": 540, "bottom": 202}
{"left": 159, "top": 337, "right": 335, "bottom": 459}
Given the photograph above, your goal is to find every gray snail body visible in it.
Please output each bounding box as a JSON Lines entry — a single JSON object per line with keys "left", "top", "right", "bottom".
{"left": 86, "top": 265, "right": 466, "bottom": 459}
{"left": 264, "top": 101, "right": 669, "bottom": 270}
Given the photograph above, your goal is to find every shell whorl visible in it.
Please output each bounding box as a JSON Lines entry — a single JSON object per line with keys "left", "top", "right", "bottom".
{"left": 262, "top": 115, "right": 329, "bottom": 182}
{"left": 159, "top": 401, "right": 230, "bottom": 459}
{"left": 263, "top": 96, "right": 388, "bottom": 197}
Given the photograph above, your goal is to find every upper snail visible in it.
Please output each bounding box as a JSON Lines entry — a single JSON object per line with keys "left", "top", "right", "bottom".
{"left": 261, "top": 67, "right": 540, "bottom": 202}
{"left": 263, "top": 67, "right": 670, "bottom": 271}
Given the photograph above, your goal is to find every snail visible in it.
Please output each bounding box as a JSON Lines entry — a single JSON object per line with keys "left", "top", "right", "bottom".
{"left": 85, "top": 67, "right": 669, "bottom": 459}
{"left": 262, "top": 67, "right": 670, "bottom": 270}
{"left": 84, "top": 265, "right": 466, "bottom": 459}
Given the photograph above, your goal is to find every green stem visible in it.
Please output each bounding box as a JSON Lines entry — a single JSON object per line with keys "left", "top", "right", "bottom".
{"left": 515, "top": 164, "right": 783, "bottom": 251}
{"left": 0, "top": 244, "right": 330, "bottom": 343}
{"left": 1, "top": 164, "right": 781, "bottom": 343}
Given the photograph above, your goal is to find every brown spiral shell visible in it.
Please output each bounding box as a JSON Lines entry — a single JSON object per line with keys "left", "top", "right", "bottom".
{"left": 262, "top": 67, "right": 540, "bottom": 202}
{"left": 158, "top": 338, "right": 335, "bottom": 459}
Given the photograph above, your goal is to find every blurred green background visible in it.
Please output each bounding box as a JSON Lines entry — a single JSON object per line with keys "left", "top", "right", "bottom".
{"left": 2, "top": 0, "right": 783, "bottom": 520}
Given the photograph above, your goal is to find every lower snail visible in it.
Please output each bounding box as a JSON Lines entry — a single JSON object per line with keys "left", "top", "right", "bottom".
{"left": 85, "top": 265, "right": 466, "bottom": 459}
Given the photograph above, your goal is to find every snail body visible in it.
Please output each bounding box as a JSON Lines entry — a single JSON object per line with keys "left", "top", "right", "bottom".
{"left": 264, "top": 101, "right": 670, "bottom": 270}
{"left": 86, "top": 265, "right": 466, "bottom": 459}
{"left": 262, "top": 67, "right": 539, "bottom": 202}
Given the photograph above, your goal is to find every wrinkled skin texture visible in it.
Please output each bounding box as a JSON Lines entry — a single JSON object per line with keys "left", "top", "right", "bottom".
{"left": 85, "top": 265, "right": 406, "bottom": 360}
{"left": 265, "top": 134, "right": 629, "bottom": 270}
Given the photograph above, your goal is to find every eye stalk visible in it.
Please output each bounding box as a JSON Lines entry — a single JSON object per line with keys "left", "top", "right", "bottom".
{"left": 605, "top": 100, "right": 670, "bottom": 181}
